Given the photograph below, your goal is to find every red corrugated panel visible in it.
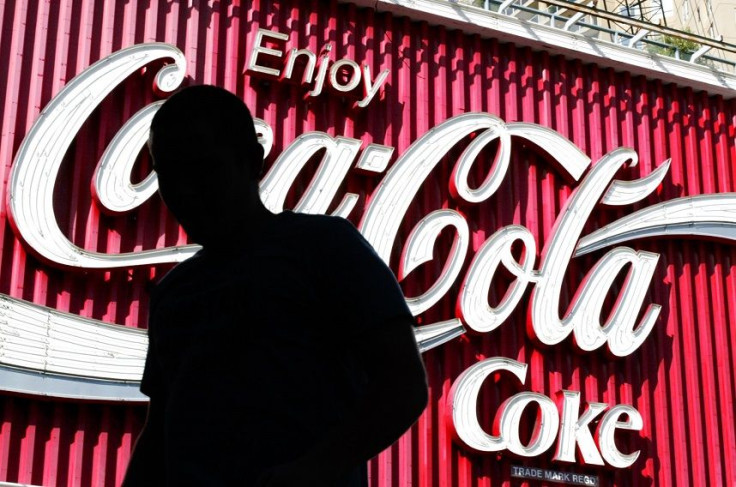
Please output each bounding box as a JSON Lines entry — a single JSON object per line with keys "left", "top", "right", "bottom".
{"left": 0, "top": 0, "right": 735, "bottom": 485}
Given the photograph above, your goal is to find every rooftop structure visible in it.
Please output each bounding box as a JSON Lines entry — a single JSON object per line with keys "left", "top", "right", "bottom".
{"left": 455, "top": 0, "right": 736, "bottom": 69}
{"left": 350, "top": 0, "right": 736, "bottom": 97}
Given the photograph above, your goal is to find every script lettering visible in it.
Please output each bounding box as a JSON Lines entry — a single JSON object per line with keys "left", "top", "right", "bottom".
{"left": 448, "top": 357, "right": 643, "bottom": 466}
{"left": 8, "top": 43, "right": 736, "bottom": 418}
{"left": 529, "top": 148, "right": 662, "bottom": 355}
{"left": 399, "top": 210, "right": 469, "bottom": 316}
{"left": 8, "top": 43, "right": 198, "bottom": 269}
{"left": 259, "top": 132, "right": 362, "bottom": 217}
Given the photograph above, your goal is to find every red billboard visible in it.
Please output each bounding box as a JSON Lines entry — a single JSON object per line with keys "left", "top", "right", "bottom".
{"left": 1, "top": 0, "right": 735, "bottom": 485}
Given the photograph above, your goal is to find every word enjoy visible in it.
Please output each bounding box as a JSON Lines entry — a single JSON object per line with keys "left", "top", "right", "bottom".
{"left": 245, "top": 28, "right": 390, "bottom": 107}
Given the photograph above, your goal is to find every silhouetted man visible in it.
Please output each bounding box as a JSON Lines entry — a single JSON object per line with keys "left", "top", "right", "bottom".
{"left": 122, "top": 85, "right": 428, "bottom": 486}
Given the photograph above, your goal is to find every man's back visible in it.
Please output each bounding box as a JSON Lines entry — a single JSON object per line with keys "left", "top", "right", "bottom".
{"left": 123, "top": 85, "right": 427, "bottom": 486}
{"left": 142, "top": 212, "right": 412, "bottom": 485}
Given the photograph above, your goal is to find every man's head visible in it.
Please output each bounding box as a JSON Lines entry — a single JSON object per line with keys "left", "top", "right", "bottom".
{"left": 149, "top": 85, "right": 266, "bottom": 246}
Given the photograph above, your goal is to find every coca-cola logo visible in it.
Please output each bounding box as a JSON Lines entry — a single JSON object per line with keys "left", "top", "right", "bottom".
{"left": 4, "top": 43, "right": 736, "bottom": 467}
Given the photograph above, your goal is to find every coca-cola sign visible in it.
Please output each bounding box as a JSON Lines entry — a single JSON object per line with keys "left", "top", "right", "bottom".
{"left": 4, "top": 43, "right": 736, "bottom": 467}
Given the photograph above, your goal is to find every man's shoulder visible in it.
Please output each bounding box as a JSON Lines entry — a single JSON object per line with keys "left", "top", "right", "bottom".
{"left": 279, "top": 211, "right": 354, "bottom": 230}
{"left": 276, "top": 211, "right": 363, "bottom": 246}
{"left": 149, "top": 251, "right": 207, "bottom": 307}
